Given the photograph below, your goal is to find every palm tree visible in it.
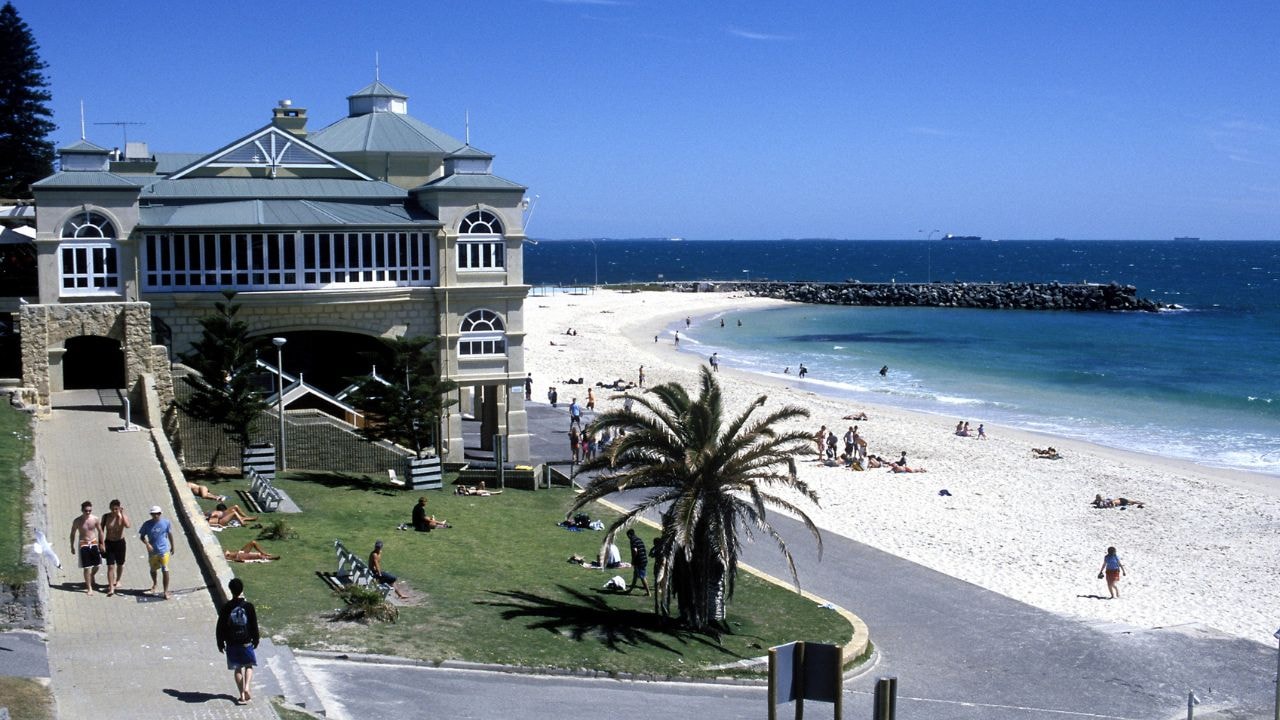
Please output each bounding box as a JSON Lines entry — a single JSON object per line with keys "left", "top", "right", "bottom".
{"left": 570, "top": 366, "right": 821, "bottom": 631}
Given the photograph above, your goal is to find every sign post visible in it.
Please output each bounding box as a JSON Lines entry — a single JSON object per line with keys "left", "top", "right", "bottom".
{"left": 768, "top": 641, "right": 843, "bottom": 720}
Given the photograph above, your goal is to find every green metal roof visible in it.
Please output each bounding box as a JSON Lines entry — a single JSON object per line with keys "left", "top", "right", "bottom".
{"left": 154, "top": 153, "right": 206, "bottom": 175}
{"left": 413, "top": 174, "right": 526, "bottom": 192}
{"left": 32, "top": 171, "right": 146, "bottom": 188}
{"left": 141, "top": 177, "right": 408, "bottom": 200}
{"left": 138, "top": 199, "right": 439, "bottom": 229}
{"left": 58, "top": 139, "right": 111, "bottom": 154}
{"left": 307, "top": 112, "right": 466, "bottom": 154}
{"left": 348, "top": 81, "right": 408, "bottom": 99}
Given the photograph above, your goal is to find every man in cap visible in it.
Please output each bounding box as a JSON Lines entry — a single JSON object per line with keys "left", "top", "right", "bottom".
{"left": 139, "top": 505, "right": 176, "bottom": 599}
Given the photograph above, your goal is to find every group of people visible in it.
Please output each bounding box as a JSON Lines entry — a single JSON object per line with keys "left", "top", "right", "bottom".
{"left": 69, "top": 499, "right": 176, "bottom": 599}
{"left": 954, "top": 420, "right": 986, "bottom": 439}
{"left": 569, "top": 424, "right": 624, "bottom": 463}
{"left": 581, "top": 528, "right": 659, "bottom": 597}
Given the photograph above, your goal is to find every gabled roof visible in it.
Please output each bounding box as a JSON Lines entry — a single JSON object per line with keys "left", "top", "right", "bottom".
{"left": 307, "top": 112, "right": 466, "bottom": 155}
{"left": 170, "top": 126, "right": 374, "bottom": 181}
{"left": 141, "top": 177, "right": 407, "bottom": 201}
{"left": 32, "top": 171, "right": 148, "bottom": 188}
{"left": 414, "top": 174, "right": 526, "bottom": 192}
{"left": 447, "top": 144, "right": 493, "bottom": 160}
{"left": 348, "top": 81, "right": 408, "bottom": 99}
{"left": 154, "top": 153, "right": 205, "bottom": 175}
{"left": 138, "top": 199, "right": 437, "bottom": 229}
{"left": 58, "top": 139, "right": 111, "bottom": 154}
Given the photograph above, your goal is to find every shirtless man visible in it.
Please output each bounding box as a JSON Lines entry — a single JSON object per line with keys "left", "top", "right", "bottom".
{"left": 102, "top": 499, "right": 131, "bottom": 596}
{"left": 69, "top": 500, "right": 103, "bottom": 594}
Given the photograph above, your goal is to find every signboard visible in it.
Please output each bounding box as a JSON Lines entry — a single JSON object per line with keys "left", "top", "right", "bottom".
{"left": 768, "top": 641, "right": 843, "bottom": 720}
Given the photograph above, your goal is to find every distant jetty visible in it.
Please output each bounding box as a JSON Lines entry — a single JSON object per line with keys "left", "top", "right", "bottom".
{"left": 667, "top": 281, "right": 1173, "bottom": 312}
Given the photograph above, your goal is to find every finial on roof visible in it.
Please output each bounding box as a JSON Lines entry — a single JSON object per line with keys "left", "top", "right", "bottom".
{"left": 80, "top": 100, "right": 85, "bottom": 140}
{"left": 465, "top": 109, "right": 470, "bottom": 145}
{"left": 375, "top": 51, "right": 380, "bottom": 82}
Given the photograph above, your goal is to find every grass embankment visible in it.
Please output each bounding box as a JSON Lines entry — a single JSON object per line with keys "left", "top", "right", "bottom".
{"left": 0, "top": 404, "right": 35, "bottom": 585}
{"left": 198, "top": 471, "right": 851, "bottom": 678}
{"left": 0, "top": 677, "right": 53, "bottom": 720}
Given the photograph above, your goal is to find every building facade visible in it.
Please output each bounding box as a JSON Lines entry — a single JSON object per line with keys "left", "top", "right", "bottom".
{"left": 18, "top": 81, "right": 531, "bottom": 462}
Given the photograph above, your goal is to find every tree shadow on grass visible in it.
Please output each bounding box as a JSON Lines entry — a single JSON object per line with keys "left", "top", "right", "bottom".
{"left": 285, "top": 471, "right": 397, "bottom": 494}
{"left": 479, "top": 585, "right": 741, "bottom": 659}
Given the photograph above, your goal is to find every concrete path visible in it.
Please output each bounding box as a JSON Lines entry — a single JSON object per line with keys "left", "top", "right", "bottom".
{"left": 37, "top": 390, "right": 277, "bottom": 719}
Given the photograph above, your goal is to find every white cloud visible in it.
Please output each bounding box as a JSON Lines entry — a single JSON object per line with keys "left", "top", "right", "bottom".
{"left": 726, "top": 26, "right": 794, "bottom": 41}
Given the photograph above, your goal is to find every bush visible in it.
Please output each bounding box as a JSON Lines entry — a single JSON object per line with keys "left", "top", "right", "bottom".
{"left": 257, "top": 518, "right": 298, "bottom": 541}
{"left": 334, "top": 585, "right": 398, "bottom": 623}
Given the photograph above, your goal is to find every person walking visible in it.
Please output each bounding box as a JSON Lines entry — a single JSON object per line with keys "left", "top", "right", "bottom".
{"left": 1098, "top": 546, "right": 1126, "bottom": 599}
{"left": 569, "top": 398, "right": 582, "bottom": 427}
{"left": 626, "top": 528, "right": 650, "bottom": 596}
{"left": 69, "top": 500, "right": 103, "bottom": 595}
{"left": 102, "top": 499, "right": 130, "bottom": 597}
{"left": 709, "top": 353, "right": 719, "bottom": 371}
{"left": 216, "top": 577, "right": 260, "bottom": 705}
{"left": 525, "top": 373, "right": 533, "bottom": 396}
{"left": 547, "top": 386, "right": 558, "bottom": 408}
{"left": 638, "top": 366, "right": 645, "bottom": 387}
{"left": 139, "top": 505, "right": 175, "bottom": 599}
{"left": 369, "top": 541, "right": 410, "bottom": 599}
{"left": 586, "top": 388, "right": 596, "bottom": 411}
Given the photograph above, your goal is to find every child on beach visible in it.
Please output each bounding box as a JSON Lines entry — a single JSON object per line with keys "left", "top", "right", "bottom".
{"left": 1098, "top": 546, "right": 1126, "bottom": 598}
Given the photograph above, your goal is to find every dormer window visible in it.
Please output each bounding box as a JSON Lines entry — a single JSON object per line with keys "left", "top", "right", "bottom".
{"left": 457, "top": 210, "right": 505, "bottom": 271}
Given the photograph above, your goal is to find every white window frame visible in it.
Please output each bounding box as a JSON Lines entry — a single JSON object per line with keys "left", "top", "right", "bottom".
{"left": 59, "top": 243, "right": 121, "bottom": 296}
{"left": 457, "top": 238, "right": 505, "bottom": 271}
{"left": 458, "top": 309, "right": 506, "bottom": 357}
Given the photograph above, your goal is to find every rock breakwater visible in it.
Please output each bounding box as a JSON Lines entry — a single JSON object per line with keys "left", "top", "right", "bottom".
{"left": 670, "top": 281, "right": 1171, "bottom": 312}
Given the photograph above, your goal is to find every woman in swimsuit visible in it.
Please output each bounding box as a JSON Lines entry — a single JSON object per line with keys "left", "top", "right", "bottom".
{"left": 207, "top": 504, "right": 257, "bottom": 528}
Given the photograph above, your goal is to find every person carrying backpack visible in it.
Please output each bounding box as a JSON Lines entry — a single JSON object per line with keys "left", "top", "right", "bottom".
{"left": 216, "top": 577, "right": 260, "bottom": 705}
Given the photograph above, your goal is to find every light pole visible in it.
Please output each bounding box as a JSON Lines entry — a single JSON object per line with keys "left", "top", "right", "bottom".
{"left": 272, "top": 337, "right": 287, "bottom": 472}
{"left": 1273, "top": 626, "right": 1280, "bottom": 720}
{"left": 919, "top": 229, "right": 939, "bottom": 283}
{"left": 587, "top": 238, "right": 600, "bottom": 287}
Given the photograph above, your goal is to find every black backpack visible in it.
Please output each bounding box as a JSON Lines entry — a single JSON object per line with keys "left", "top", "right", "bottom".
{"left": 227, "top": 601, "right": 251, "bottom": 644}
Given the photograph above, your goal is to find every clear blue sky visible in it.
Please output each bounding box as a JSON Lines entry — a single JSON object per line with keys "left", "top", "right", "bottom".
{"left": 15, "top": 1, "right": 1280, "bottom": 240}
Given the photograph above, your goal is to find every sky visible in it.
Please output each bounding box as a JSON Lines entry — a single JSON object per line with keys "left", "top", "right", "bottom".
{"left": 12, "top": 1, "right": 1280, "bottom": 240}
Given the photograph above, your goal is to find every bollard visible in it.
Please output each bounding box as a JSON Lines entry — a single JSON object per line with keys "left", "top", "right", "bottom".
{"left": 1187, "top": 691, "right": 1199, "bottom": 720}
{"left": 873, "top": 677, "right": 897, "bottom": 720}
{"left": 122, "top": 397, "right": 132, "bottom": 430}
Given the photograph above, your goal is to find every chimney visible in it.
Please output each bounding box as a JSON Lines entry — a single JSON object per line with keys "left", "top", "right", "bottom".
{"left": 271, "top": 99, "right": 308, "bottom": 137}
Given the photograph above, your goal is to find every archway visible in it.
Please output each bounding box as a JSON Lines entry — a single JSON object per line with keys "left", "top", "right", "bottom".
{"left": 63, "top": 336, "right": 125, "bottom": 389}
{"left": 257, "top": 330, "right": 396, "bottom": 395}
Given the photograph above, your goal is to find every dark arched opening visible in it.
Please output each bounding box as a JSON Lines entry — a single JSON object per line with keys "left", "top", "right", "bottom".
{"left": 63, "top": 336, "right": 125, "bottom": 389}
{"left": 258, "top": 331, "right": 396, "bottom": 395}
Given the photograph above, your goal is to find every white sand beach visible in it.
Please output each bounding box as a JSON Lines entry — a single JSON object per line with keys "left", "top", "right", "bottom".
{"left": 524, "top": 289, "right": 1280, "bottom": 644}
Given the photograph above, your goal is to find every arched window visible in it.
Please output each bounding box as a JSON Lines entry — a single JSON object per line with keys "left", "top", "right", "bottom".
{"left": 459, "top": 309, "right": 506, "bottom": 356}
{"left": 59, "top": 210, "right": 120, "bottom": 295}
{"left": 460, "top": 210, "right": 503, "bottom": 235}
{"left": 457, "top": 210, "right": 505, "bottom": 270}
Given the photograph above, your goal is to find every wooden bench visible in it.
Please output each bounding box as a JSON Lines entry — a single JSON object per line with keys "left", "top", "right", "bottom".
{"left": 328, "top": 540, "right": 391, "bottom": 599}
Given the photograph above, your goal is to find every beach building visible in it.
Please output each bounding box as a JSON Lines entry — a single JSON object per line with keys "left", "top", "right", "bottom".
{"left": 3, "top": 80, "right": 532, "bottom": 462}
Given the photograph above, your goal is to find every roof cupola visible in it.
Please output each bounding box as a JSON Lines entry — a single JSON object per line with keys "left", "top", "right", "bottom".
{"left": 348, "top": 81, "right": 408, "bottom": 117}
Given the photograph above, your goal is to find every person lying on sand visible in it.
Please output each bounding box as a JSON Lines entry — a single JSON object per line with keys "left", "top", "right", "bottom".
{"left": 188, "top": 481, "right": 226, "bottom": 501}
{"left": 224, "top": 540, "right": 279, "bottom": 562}
{"left": 207, "top": 503, "right": 257, "bottom": 528}
{"left": 842, "top": 412, "right": 869, "bottom": 421}
{"left": 865, "top": 454, "right": 889, "bottom": 468}
{"left": 1092, "top": 494, "right": 1144, "bottom": 509}
{"left": 889, "top": 451, "right": 927, "bottom": 473}
{"left": 1032, "top": 447, "right": 1063, "bottom": 459}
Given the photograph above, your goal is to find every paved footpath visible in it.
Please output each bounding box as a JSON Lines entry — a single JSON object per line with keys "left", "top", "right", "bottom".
{"left": 37, "top": 390, "right": 276, "bottom": 719}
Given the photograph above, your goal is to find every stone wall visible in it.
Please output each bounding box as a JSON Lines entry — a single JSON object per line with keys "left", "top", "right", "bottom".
{"left": 671, "top": 281, "right": 1172, "bottom": 312}
{"left": 18, "top": 302, "right": 159, "bottom": 409}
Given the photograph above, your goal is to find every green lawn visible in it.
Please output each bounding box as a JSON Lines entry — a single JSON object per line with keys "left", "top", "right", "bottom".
{"left": 0, "top": 404, "right": 35, "bottom": 585}
{"left": 199, "top": 471, "right": 852, "bottom": 678}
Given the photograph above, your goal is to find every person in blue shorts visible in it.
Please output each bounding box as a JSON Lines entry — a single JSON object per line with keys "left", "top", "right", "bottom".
{"left": 217, "top": 577, "right": 260, "bottom": 705}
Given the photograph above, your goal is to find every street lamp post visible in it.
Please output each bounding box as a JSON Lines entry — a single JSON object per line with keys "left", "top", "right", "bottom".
{"left": 587, "top": 238, "right": 600, "bottom": 287}
{"left": 919, "top": 229, "right": 939, "bottom": 283}
{"left": 1273, "top": 626, "right": 1280, "bottom": 720}
{"left": 272, "top": 337, "right": 287, "bottom": 472}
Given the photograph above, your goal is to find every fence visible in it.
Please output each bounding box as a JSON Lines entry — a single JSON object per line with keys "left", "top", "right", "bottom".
{"left": 172, "top": 379, "right": 412, "bottom": 475}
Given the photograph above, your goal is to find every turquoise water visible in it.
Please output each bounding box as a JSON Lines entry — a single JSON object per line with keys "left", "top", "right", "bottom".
{"left": 527, "top": 240, "right": 1280, "bottom": 476}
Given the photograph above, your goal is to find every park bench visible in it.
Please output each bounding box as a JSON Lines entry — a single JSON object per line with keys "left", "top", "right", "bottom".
{"left": 326, "top": 540, "right": 392, "bottom": 599}
{"left": 244, "top": 468, "right": 284, "bottom": 513}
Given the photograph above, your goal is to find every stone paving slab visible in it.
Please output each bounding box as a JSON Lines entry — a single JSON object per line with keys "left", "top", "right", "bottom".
{"left": 37, "top": 390, "right": 276, "bottom": 719}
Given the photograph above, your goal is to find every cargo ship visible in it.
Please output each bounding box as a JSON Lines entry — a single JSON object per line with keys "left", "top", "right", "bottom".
{"left": 1173, "top": 236, "right": 1200, "bottom": 242}
{"left": 942, "top": 234, "right": 982, "bottom": 242}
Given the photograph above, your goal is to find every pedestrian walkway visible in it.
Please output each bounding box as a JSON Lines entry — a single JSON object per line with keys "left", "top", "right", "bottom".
{"left": 37, "top": 389, "right": 275, "bottom": 719}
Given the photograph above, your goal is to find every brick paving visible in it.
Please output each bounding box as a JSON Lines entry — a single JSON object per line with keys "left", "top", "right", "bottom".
{"left": 37, "top": 390, "right": 275, "bottom": 719}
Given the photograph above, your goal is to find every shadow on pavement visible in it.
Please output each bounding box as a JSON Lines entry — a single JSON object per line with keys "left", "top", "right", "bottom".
{"left": 480, "top": 585, "right": 728, "bottom": 656}
{"left": 163, "top": 688, "right": 239, "bottom": 704}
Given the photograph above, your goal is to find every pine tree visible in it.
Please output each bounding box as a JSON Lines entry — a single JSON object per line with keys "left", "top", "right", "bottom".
{"left": 0, "top": 2, "right": 56, "bottom": 199}
{"left": 346, "top": 336, "right": 457, "bottom": 457}
{"left": 178, "top": 292, "right": 269, "bottom": 449}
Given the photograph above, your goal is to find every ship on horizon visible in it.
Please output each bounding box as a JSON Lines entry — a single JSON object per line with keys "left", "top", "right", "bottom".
{"left": 1173, "top": 236, "right": 1200, "bottom": 242}
{"left": 942, "top": 234, "right": 983, "bottom": 242}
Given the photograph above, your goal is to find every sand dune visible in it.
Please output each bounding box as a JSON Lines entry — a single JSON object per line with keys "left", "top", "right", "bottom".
{"left": 523, "top": 289, "right": 1280, "bottom": 644}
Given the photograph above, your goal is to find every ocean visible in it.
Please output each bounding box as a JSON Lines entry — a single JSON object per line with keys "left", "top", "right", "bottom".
{"left": 525, "top": 240, "right": 1280, "bottom": 476}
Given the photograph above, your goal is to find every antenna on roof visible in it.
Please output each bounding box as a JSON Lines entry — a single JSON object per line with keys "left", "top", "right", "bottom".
{"left": 465, "top": 109, "right": 470, "bottom": 145}
{"left": 375, "top": 51, "right": 380, "bottom": 82}
{"left": 94, "top": 121, "right": 145, "bottom": 149}
{"left": 79, "top": 101, "right": 85, "bottom": 139}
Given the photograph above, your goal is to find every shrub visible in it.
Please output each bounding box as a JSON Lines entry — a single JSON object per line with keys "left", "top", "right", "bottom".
{"left": 334, "top": 585, "right": 398, "bottom": 623}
